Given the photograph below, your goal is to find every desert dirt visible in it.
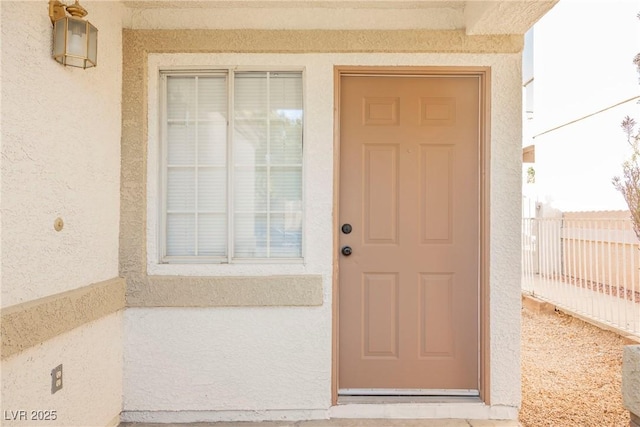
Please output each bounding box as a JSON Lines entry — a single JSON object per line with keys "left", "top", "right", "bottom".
{"left": 520, "top": 305, "right": 631, "bottom": 426}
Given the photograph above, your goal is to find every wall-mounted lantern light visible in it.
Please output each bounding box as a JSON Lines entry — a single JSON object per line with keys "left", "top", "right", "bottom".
{"left": 49, "top": 0, "right": 97, "bottom": 68}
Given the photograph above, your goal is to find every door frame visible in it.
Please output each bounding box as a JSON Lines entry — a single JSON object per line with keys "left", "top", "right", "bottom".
{"left": 331, "top": 66, "right": 492, "bottom": 405}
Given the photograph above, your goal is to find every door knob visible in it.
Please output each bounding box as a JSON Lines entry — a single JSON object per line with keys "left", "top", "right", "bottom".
{"left": 341, "top": 246, "right": 353, "bottom": 256}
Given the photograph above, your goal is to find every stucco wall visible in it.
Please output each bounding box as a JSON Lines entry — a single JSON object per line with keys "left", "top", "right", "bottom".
{"left": 1, "top": 1, "right": 123, "bottom": 307}
{"left": 623, "top": 345, "right": 640, "bottom": 421}
{"left": 127, "top": 6, "right": 463, "bottom": 30}
{"left": 1, "top": 2, "right": 125, "bottom": 425}
{"left": 1, "top": 312, "right": 124, "bottom": 427}
{"left": 122, "top": 47, "right": 522, "bottom": 420}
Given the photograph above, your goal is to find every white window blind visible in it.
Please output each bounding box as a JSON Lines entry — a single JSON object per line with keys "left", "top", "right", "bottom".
{"left": 162, "top": 71, "right": 303, "bottom": 262}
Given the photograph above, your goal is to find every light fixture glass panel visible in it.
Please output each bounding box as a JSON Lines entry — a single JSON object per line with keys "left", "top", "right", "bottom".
{"left": 66, "top": 18, "right": 87, "bottom": 57}
{"left": 53, "top": 19, "right": 66, "bottom": 62}
{"left": 65, "top": 55, "right": 85, "bottom": 68}
{"left": 87, "top": 23, "right": 97, "bottom": 67}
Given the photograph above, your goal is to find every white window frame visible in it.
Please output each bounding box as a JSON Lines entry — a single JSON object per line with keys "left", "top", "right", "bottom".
{"left": 158, "top": 68, "right": 306, "bottom": 264}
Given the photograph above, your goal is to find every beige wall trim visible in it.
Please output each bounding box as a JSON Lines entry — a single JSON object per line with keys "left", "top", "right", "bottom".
{"left": 107, "top": 414, "right": 122, "bottom": 427}
{"left": 1, "top": 277, "right": 125, "bottom": 359}
{"left": 124, "top": 29, "right": 523, "bottom": 54}
{"left": 120, "top": 30, "right": 149, "bottom": 304}
{"left": 107, "top": 414, "right": 121, "bottom": 427}
{"left": 129, "top": 275, "right": 323, "bottom": 307}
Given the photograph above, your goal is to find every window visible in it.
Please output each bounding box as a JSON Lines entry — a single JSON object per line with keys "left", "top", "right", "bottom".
{"left": 161, "top": 70, "right": 303, "bottom": 262}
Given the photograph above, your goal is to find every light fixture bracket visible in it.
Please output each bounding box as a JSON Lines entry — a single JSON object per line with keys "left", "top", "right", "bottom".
{"left": 49, "top": 0, "right": 66, "bottom": 23}
{"left": 49, "top": 0, "right": 88, "bottom": 24}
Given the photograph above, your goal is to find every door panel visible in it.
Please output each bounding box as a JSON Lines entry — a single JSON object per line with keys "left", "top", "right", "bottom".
{"left": 420, "top": 144, "right": 453, "bottom": 243}
{"left": 338, "top": 75, "right": 480, "bottom": 393}
{"left": 363, "top": 145, "right": 399, "bottom": 244}
{"left": 363, "top": 273, "right": 399, "bottom": 358}
{"left": 419, "top": 273, "right": 454, "bottom": 357}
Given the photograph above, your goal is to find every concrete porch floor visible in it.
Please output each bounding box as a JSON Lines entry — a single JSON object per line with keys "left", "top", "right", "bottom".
{"left": 120, "top": 419, "right": 520, "bottom": 427}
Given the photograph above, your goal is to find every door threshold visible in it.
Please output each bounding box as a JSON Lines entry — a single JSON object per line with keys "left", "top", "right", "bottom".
{"left": 337, "top": 395, "right": 483, "bottom": 405}
{"left": 339, "top": 388, "right": 479, "bottom": 397}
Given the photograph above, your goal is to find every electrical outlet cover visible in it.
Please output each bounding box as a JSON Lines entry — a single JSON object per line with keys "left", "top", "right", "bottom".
{"left": 51, "top": 364, "right": 63, "bottom": 394}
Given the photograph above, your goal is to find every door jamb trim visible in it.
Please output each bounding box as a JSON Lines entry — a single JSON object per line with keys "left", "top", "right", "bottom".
{"left": 331, "top": 66, "right": 492, "bottom": 406}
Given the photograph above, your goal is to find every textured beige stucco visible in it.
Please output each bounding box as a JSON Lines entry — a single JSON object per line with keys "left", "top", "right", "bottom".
{"left": 124, "top": 29, "right": 522, "bottom": 54}
{"left": 464, "top": 1, "right": 558, "bottom": 35}
{"left": 1, "top": 277, "right": 126, "bottom": 359}
{"left": 623, "top": 345, "right": 640, "bottom": 418}
{"left": 1, "top": 2, "right": 124, "bottom": 307}
{"left": 1, "top": 2, "right": 125, "bottom": 425}
{"left": 131, "top": 275, "right": 323, "bottom": 307}
{"left": 122, "top": 0, "right": 555, "bottom": 36}
{"left": 2, "top": 312, "right": 124, "bottom": 427}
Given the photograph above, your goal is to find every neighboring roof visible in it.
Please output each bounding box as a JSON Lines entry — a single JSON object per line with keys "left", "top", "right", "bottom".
{"left": 523, "top": 144, "right": 535, "bottom": 163}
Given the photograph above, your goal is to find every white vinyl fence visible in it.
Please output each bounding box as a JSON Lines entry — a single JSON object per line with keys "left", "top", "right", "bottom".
{"left": 522, "top": 211, "right": 640, "bottom": 338}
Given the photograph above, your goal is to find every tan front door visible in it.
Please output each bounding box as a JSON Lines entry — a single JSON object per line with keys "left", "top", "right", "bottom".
{"left": 338, "top": 73, "right": 480, "bottom": 394}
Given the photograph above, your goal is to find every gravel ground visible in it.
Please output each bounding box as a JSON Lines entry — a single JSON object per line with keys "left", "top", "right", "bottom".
{"left": 520, "top": 306, "right": 631, "bottom": 426}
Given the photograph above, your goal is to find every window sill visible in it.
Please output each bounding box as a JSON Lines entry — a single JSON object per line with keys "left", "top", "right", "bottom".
{"left": 159, "top": 257, "right": 305, "bottom": 265}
